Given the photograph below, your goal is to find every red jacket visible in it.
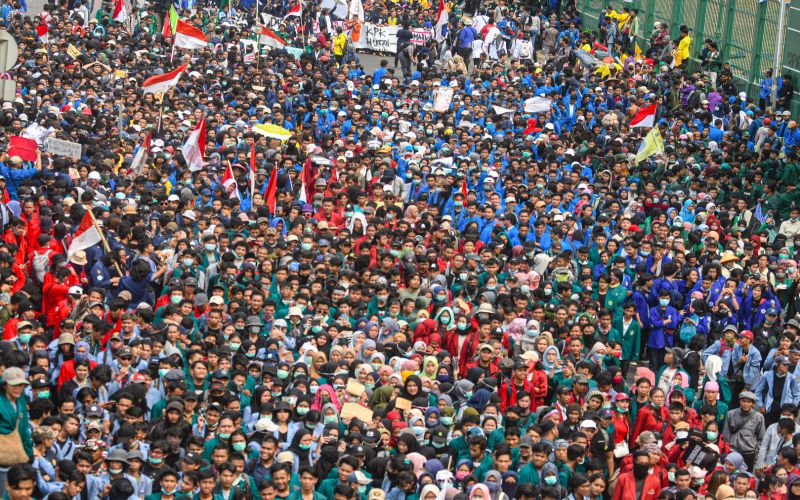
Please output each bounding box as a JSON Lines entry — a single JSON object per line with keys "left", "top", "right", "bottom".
{"left": 612, "top": 471, "right": 662, "bottom": 500}
{"left": 499, "top": 376, "right": 534, "bottom": 412}
{"left": 21, "top": 212, "right": 40, "bottom": 251}
{"left": 444, "top": 330, "right": 479, "bottom": 376}
{"left": 43, "top": 274, "right": 71, "bottom": 327}
{"left": 413, "top": 319, "right": 439, "bottom": 345}
{"left": 465, "top": 359, "right": 500, "bottom": 377}
{"left": 631, "top": 404, "right": 669, "bottom": 446}
{"left": 3, "top": 229, "right": 27, "bottom": 267}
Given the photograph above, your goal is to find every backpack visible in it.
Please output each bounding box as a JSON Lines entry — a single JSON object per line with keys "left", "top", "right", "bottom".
{"left": 32, "top": 249, "right": 52, "bottom": 282}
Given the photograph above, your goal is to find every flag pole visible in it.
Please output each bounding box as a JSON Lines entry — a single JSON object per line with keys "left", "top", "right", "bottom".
{"left": 86, "top": 208, "right": 124, "bottom": 276}
{"left": 157, "top": 92, "right": 166, "bottom": 133}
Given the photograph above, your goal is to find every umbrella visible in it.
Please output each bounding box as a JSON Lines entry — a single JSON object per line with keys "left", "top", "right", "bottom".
{"left": 252, "top": 123, "right": 293, "bottom": 141}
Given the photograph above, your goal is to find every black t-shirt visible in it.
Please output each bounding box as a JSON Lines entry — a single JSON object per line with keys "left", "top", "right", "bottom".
{"left": 397, "top": 28, "right": 413, "bottom": 49}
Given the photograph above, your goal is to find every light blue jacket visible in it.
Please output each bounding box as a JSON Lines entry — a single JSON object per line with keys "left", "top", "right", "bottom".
{"left": 754, "top": 370, "right": 800, "bottom": 411}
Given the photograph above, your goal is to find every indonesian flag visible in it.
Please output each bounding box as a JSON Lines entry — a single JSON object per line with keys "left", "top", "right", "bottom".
{"left": 249, "top": 141, "right": 257, "bottom": 198}
{"left": 142, "top": 62, "right": 188, "bottom": 94}
{"left": 180, "top": 116, "right": 206, "bottom": 172}
{"left": 174, "top": 20, "right": 207, "bottom": 49}
{"left": 68, "top": 211, "right": 102, "bottom": 258}
{"left": 285, "top": 3, "right": 301, "bottom": 17}
{"left": 130, "top": 131, "right": 152, "bottom": 175}
{"left": 112, "top": 0, "right": 127, "bottom": 23}
{"left": 264, "top": 165, "right": 278, "bottom": 213}
{"left": 221, "top": 163, "right": 241, "bottom": 200}
{"left": 36, "top": 22, "right": 48, "bottom": 43}
{"left": 630, "top": 104, "right": 657, "bottom": 128}
{"left": 299, "top": 159, "right": 311, "bottom": 203}
{"left": 434, "top": 0, "right": 448, "bottom": 41}
{"left": 258, "top": 26, "right": 286, "bottom": 49}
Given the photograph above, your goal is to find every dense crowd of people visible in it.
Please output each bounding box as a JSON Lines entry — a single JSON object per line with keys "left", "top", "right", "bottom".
{"left": 0, "top": 0, "right": 798, "bottom": 499}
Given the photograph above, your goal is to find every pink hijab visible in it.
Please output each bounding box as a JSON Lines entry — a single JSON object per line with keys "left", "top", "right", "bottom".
{"left": 310, "top": 384, "right": 341, "bottom": 412}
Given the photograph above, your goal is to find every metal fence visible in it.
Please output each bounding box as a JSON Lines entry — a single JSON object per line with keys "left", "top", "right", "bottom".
{"left": 577, "top": 0, "right": 800, "bottom": 116}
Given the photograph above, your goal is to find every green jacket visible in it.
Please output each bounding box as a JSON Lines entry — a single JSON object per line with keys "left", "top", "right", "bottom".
{"left": 518, "top": 462, "right": 542, "bottom": 486}
{"left": 610, "top": 316, "right": 642, "bottom": 361}
{"left": 287, "top": 491, "right": 326, "bottom": 500}
{"left": 0, "top": 392, "right": 32, "bottom": 459}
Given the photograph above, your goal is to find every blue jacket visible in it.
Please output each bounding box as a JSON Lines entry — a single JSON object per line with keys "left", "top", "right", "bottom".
{"left": 731, "top": 343, "right": 763, "bottom": 389}
{"left": 648, "top": 305, "right": 682, "bottom": 349}
{"left": 0, "top": 162, "right": 38, "bottom": 200}
{"left": 754, "top": 370, "right": 800, "bottom": 410}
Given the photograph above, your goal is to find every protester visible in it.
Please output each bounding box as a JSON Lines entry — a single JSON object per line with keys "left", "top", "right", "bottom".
{"left": 0, "top": 0, "right": 797, "bottom": 498}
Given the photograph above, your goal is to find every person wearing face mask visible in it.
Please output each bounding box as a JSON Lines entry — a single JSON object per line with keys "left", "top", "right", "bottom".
{"left": 144, "top": 468, "right": 180, "bottom": 500}
{"left": 612, "top": 450, "right": 663, "bottom": 500}
{"left": 647, "top": 289, "right": 682, "bottom": 370}
{"left": 87, "top": 448, "right": 138, "bottom": 499}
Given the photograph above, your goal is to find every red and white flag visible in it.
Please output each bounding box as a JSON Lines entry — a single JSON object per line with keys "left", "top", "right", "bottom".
{"left": 285, "top": 3, "right": 302, "bottom": 18}
{"left": 630, "top": 104, "right": 657, "bottom": 128}
{"left": 249, "top": 141, "right": 257, "bottom": 198}
{"left": 434, "top": 0, "right": 448, "bottom": 41}
{"left": 258, "top": 26, "right": 286, "bottom": 49}
{"left": 130, "top": 131, "right": 152, "bottom": 175}
{"left": 221, "top": 164, "right": 241, "bottom": 200}
{"left": 174, "top": 20, "right": 207, "bottom": 49}
{"left": 112, "top": 0, "right": 127, "bottom": 23}
{"left": 264, "top": 165, "right": 278, "bottom": 213}
{"left": 68, "top": 211, "right": 102, "bottom": 258}
{"left": 142, "top": 63, "right": 188, "bottom": 94}
{"left": 298, "top": 159, "right": 312, "bottom": 203}
{"left": 36, "top": 23, "right": 48, "bottom": 43}
{"left": 181, "top": 116, "right": 206, "bottom": 172}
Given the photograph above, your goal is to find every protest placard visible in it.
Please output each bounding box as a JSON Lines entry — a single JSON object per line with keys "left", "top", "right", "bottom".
{"left": 44, "top": 138, "right": 82, "bottom": 160}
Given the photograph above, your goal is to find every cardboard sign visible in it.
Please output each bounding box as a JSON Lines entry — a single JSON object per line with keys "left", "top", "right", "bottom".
{"left": 346, "top": 379, "right": 365, "bottom": 397}
{"left": 67, "top": 44, "right": 81, "bottom": 59}
{"left": 394, "top": 397, "right": 412, "bottom": 410}
{"left": 433, "top": 87, "right": 453, "bottom": 113}
{"left": 340, "top": 402, "right": 373, "bottom": 422}
{"left": 43, "top": 138, "right": 82, "bottom": 160}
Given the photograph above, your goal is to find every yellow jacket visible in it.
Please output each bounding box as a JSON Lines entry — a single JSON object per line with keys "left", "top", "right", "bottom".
{"left": 333, "top": 32, "right": 347, "bottom": 56}
{"left": 674, "top": 35, "right": 691, "bottom": 67}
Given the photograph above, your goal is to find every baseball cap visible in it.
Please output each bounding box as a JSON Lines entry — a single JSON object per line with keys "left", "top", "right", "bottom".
{"left": 430, "top": 425, "right": 448, "bottom": 447}
{"left": 86, "top": 404, "right": 103, "bottom": 418}
{"left": 2, "top": 367, "right": 27, "bottom": 386}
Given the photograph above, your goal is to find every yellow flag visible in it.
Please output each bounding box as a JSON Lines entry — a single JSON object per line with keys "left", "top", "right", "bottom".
{"left": 636, "top": 127, "right": 664, "bottom": 164}
{"left": 635, "top": 42, "right": 642, "bottom": 60}
{"left": 67, "top": 44, "right": 81, "bottom": 59}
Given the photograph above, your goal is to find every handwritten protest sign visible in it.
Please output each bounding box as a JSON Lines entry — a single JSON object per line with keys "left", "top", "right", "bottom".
{"left": 340, "top": 402, "right": 373, "bottom": 422}
{"left": 43, "top": 138, "right": 82, "bottom": 160}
